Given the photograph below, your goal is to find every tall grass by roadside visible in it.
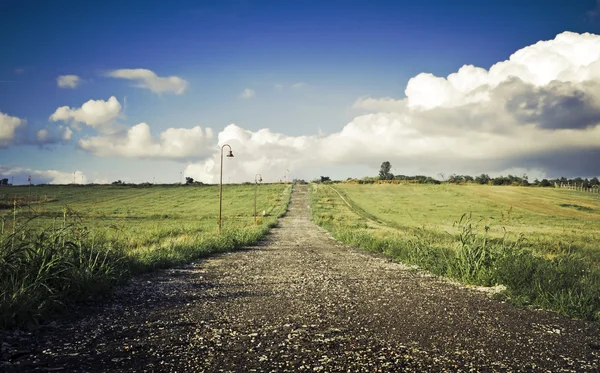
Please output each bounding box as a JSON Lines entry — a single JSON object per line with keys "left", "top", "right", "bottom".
{"left": 309, "top": 184, "right": 600, "bottom": 322}
{"left": 0, "top": 185, "right": 292, "bottom": 329}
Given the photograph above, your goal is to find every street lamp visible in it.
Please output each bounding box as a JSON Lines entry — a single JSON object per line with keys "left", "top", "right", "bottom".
{"left": 218, "top": 144, "right": 234, "bottom": 232}
{"left": 254, "top": 174, "right": 262, "bottom": 225}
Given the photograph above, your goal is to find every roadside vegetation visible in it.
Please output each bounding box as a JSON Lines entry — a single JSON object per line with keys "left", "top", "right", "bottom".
{"left": 0, "top": 183, "right": 291, "bottom": 329}
{"left": 309, "top": 183, "right": 600, "bottom": 322}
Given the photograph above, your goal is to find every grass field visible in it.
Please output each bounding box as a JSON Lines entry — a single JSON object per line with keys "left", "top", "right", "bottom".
{"left": 310, "top": 183, "right": 600, "bottom": 321}
{"left": 0, "top": 183, "right": 291, "bottom": 328}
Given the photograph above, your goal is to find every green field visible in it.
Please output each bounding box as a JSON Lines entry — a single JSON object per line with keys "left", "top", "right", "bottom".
{"left": 310, "top": 183, "right": 600, "bottom": 321}
{"left": 2, "top": 183, "right": 289, "bottom": 231}
{"left": 330, "top": 183, "right": 600, "bottom": 263}
{"left": 1, "top": 183, "right": 291, "bottom": 328}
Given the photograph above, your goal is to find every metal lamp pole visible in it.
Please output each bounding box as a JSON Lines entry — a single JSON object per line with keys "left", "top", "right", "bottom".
{"left": 254, "top": 174, "right": 262, "bottom": 224}
{"left": 218, "top": 144, "right": 234, "bottom": 232}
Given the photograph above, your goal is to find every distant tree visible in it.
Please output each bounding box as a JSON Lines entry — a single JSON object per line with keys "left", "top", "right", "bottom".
{"left": 185, "top": 177, "right": 194, "bottom": 184}
{"left": 0, "top": 178, "right": 7, "bottom": 186}
{"left": 540, "top": 179, "right": 552, "bottom": 187}
{"left": 320, "top": 176, "right": 331, "bottom": 183}
{"left": 475, "top": 174, "right": 491, "bottom": 185}
{"left": 379, "top": 161, "right": 393, "bottom": 180}
{"left": 112, "top": 180, "right": 123, "bottom": 185}
{"left": 447, "top": 174, "right": 463, "bottom": 183}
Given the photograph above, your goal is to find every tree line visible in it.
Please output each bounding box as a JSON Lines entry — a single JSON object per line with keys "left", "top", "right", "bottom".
{"left": 374, "top": 161, "right": 600, "bottom": 187}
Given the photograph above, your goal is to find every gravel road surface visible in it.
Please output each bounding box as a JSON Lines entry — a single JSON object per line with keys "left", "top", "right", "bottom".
{"left": 2, "top": 184, "right": 599, "bottom": 372}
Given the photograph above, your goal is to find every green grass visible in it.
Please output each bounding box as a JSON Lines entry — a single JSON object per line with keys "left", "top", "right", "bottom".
{"left": 0, "top": 183, "right": 292, "bottom": 329}
{"left": 309, "top": 183, "right": 600, "bottom": 322}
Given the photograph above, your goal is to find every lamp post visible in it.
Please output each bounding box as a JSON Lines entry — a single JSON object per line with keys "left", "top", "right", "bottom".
{"left": 27, "top": 175, "right": 31, "bottom": 207}
{"left": 218, "top": 144, "right": 234, "bottom": 232}
{"left": 254, "top": 174, "right": 262, "bottom": 225}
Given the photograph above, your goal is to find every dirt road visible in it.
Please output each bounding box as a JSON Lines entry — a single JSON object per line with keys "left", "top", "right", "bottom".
{"left": 2, "top": 184, "right": 599, "bottom": 372}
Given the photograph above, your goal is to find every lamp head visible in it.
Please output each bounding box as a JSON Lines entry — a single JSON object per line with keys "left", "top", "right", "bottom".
{"left": 259, "top": 177, "right": 263, "bottom": 182}
{"left": 226, "top": 150, "right": 234, "bottom": 157}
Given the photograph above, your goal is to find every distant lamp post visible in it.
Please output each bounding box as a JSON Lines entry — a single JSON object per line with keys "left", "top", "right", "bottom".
{"left": 254, "top": 174, "right": 262, "bottom": 225}
{"left": 27, "top": 175, "right": 31, "bottom": 206}
{"left": 218, "top": 144, "right": 234, "bottom": 232}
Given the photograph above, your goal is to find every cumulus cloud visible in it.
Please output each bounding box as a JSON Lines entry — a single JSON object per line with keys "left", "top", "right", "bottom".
{"left": 0, "top": 166, "right": 88, "bottom": 185}
{"left": 107, "top": 69, "right": 188, "bottom": 95}
{"left": 0, "top": 112, "right": 25, "bottom": 147}
{"left": 62, "top": 127, "right": 73, "bottom": 141}
{"left": 353, "top": 97, "right": 407, "bottom": 112}
{"left": 49, "top": 96, "right": 123, "bottom": 134}
{"left": 57, "top": 75, "right": 81, "bottom": 88}
{"left": 184, "top": 32, "right": 600, "bottom": 181}
{"left": 240, "top": 88, "right": 255, "bottom": 99}
{"left": 79, "top": 123, "right": 214, "bottom": 159}
{"left": 36, "top": 129, "right": 51, "bottom": 143}
{"left": 184, "top": 124, "right": 314, "bottom": 183}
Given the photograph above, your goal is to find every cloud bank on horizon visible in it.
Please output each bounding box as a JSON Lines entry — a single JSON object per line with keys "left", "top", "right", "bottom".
{"left": 184, "top": 31, "right": 600, "bottom": 183}
{"left": 2, "top": 31, "right": 600, "bottom": 184}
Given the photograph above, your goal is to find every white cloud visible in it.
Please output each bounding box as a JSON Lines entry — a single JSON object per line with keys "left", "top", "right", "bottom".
{"left": 107, "top": 69, "right": 188, "bottom": 95}
{"left": 185, "top": 32, "right": 600, "bottom": 181}
{"left": 292, "top": 82, "right": 307, "bottom": 89}
{"left": 185, "top": 124, "right": 316, "bottom": 183}
{"left": 0, "top": 166, "right": 88, "bottom": 185}
{"left": 62, "top": 127, "right": 73, "bottom": 141}
{"left": 14, "top": 68, "right": 24, "bottom": 75}
{"left": 404, "top": 32, "right": 600, "bottom": 110}
{"left": 353, "top": 97, "right": 407, "bottom": 112}
{"left": 49, "top": 96, "right": 123, "bottom": 134}
{"left": 36, "top": 129, "right": 50, "bottom": 143}
{"left": 79, "top": 123, "right": 214, "bottom": 159}
{"left": 0, "top": 112, "right": 25, "bottom": 147}
{"left": 57, "top": 75, "right": 82, "bottom": 89}
{"left": 240, "top": 88, "right": 256, "bottom": 99}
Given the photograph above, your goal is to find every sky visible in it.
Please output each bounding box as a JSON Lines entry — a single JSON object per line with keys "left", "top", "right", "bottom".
{"left": 2, "top": 0, "right": 600, "bottom": 184}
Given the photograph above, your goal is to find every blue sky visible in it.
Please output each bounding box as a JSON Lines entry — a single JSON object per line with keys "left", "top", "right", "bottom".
{"left": 2, "top": 0, "right": 600, "bottom": 184}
